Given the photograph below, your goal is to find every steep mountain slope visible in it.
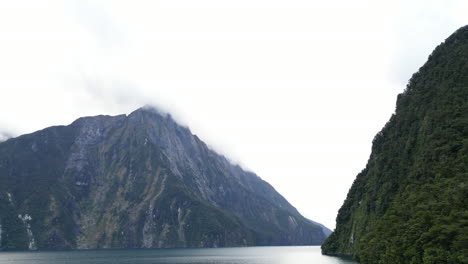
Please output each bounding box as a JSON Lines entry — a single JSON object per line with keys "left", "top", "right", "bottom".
{"left": 322, "top": 26, "right": 468, "bottom": 263}
{"left": 0, "top": 107, "right": 329, "bottom": 250}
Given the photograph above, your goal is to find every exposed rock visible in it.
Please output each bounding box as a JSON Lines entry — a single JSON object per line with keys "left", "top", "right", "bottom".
{"left": 0, "top": 107, "right": 330, "bottom": 250}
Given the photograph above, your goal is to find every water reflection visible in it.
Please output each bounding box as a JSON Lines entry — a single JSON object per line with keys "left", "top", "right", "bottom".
{"left": 0, "top": 246, "right": 357, "bottom": 264}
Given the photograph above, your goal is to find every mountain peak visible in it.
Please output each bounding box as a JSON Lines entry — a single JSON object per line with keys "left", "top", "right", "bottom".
{"left": 130, "top": 105, "right": 173, "bottom": 119}
{"left": 0, "top": 106, "right": 329, "bottom": 250}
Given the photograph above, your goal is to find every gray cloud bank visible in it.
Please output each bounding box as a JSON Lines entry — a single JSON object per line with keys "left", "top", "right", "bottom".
{"left": 0, "top": 0, "right": 466, "bottom": 230}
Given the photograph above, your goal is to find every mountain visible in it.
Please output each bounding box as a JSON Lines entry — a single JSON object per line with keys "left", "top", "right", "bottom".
{"left": 322, "top": 26, "right": 468, "bottom": 263}
{"left": 0, "top": 106, "right": 330, "bottom": 250}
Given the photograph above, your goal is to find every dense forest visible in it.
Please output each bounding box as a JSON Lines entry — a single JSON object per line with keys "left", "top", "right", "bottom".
{"left": 322, "top": 26, "right": 468, "bottom": 264}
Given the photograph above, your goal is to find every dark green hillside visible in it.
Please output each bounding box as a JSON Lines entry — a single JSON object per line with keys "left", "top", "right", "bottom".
{"left": 322, "top": 26, "right": 468, "bottom": 264}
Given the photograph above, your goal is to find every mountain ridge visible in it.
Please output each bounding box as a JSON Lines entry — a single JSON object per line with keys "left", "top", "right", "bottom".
{"left": 321, "top": 25, "right": 468, "bottom": 263}
{"left": 0, "top": 106, "right": 330, "bottom": 250}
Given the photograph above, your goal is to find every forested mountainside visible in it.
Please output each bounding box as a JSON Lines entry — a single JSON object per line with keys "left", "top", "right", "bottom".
{"left": 0, "top": 107, "right": 329, "bottom": 250}
{"left": 322, "top": 26, "right": 468, "bottom": 264}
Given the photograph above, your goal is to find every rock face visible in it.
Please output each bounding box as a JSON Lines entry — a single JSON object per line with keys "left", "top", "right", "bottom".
{"left": 322, "top": 26, "right": 468, "bottom": 263}
{"left": 0, "top": 107, "right": 329, "bottom": 250}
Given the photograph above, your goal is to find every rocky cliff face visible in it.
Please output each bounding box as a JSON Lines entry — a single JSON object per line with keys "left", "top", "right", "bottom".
{"left": 322, "top": 26, "right": 468, "bottom": 263}
{"left": 0, "top": 107, "right": 329, "bottom": 250}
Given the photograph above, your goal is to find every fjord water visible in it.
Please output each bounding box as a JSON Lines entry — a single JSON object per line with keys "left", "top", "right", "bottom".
{"left": 0, "top": 246, "right": 356, "bottom": 264}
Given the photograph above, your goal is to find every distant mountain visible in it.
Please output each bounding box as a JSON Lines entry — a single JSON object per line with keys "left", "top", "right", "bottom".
{"left": 322, "top": 26, "right": 468, "bottom": 263}
{"left": 0, "top": 106, "right": 330, "bottom": 250}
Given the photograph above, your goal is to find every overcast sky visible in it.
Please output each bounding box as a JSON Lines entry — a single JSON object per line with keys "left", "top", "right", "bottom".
{"left": 0, "top": 0, "right": 466, "bottom": 229}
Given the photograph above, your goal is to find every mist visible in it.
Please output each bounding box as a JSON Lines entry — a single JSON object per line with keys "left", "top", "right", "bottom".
{"left": 0, "top": 131, "right": 13, "bottom": 142}
{"left": 0, "top": 0, "right": 466, "bottom": 229}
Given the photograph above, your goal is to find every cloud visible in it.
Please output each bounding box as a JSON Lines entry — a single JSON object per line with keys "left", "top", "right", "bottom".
{"left": 80, "top": 74, "right": 147, "bottom": 107}
{"left": 388, "top": 0, "right": 467, "bottom": 85}
{"left": 0, "top": 0, "right": 466, "bottom": 229}
{"left": 0, "top": 131, "right": 14, "bottom": 142}
{"left": 66, "top": 0, "right": 125, "bottom": 48}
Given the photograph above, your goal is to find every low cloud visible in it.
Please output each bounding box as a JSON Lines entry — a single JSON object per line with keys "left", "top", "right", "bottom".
{"left": 0, "top": 131, "right": 14, "bottom": 142}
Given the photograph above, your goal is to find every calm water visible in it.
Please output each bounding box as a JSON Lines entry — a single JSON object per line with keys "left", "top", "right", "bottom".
{"left": 0, "top": 246, "right": 356, "bottom": 264}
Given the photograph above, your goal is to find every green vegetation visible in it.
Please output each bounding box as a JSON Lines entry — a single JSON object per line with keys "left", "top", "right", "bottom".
{"left": 322, "top": 26, "right": 468, "bottom": 263}
{"left": 0, "top": 106, "right": 327, "bottom": 250}
{"left": 0, "top": 125, "right": 77, "bottom": 250}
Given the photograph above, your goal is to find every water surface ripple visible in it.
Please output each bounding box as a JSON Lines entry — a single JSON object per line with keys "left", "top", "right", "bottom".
{"left": 0, "top": 246, "right": 357, "bottom": 264}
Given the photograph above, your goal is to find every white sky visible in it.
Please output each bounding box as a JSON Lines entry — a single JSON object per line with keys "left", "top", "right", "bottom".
{"left": 0, "top": 0, "right": 466, "bottom": 229}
